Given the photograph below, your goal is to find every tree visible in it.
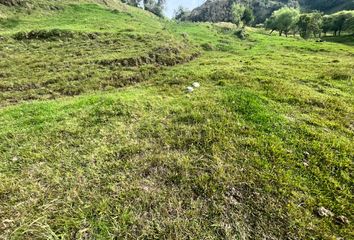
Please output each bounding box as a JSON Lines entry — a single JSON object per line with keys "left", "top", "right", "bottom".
{"left": 231, "top": 3, "right": 255, "bottom": 27}
{"left": 242, "top": 7, "right": 255, "bottom": 26}
{"left": 231, "top": 3, "right": 246, "bottom": 27}
{"left": 265, "top": 7, "right": 300, "bottom": 36}
{"left": 174, "top": 6, "right": 191, "bottom": 21}
{"left": 297, "top": 12, "right": 323, "bottom": 39}
{"left": 322, "top": 15, "right": 335, "bottom": 36}
{"left": 331, "top": 11, "right": 354, "bottom": 36}
{"left": 310, "top": 12, "right": 323, "bottom": 37}
{"left": 343, "top": 14, "right": 354, "bottom": 34}
{"left": 265, "top": 15, "right": 277, "bottom": 34}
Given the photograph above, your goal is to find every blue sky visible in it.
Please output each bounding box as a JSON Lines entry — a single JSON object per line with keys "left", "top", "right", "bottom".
{"left": 165, "top": 0, "right": 206, "bottom": 18}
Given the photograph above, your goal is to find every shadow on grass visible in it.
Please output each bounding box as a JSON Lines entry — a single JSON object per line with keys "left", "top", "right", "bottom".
{"left": 322, "top": 34, "right": 354, "bottom": 46}
{"left": 0, "top": 17, "right": 20, "bottom": 29}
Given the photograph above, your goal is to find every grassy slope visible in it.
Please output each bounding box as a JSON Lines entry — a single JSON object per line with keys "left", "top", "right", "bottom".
{"left": 1, "top": 1, "right": 354, "bottom": 239}
{"left": 0, "top": 3, "right": 199, "bottom": 105}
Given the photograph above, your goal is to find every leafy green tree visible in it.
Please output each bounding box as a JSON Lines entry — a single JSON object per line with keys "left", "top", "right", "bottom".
{"left": 309, "top": 12, "right": 323, "bottom": 37}
{"left": 265, "top": 7, "right": 300, "bottom": 36}
{"left": 265, "top": 15, "right": 277, "bottom": 34}
{"left": 343, "top": 14, "right": 354, "bottom": 34}
{"left": 242, "top": 7, "right": 255, "bottom": 26}
{"left": 297, "top": 12, "right": 323, "bottom": 39}
{"left": 331, "top": 11, "right": 354, "bottom": 36}
{"left": 231, "top": 3, "right": 246, "bottom": 27}
{"left": 322, "top": 15, "right": 335, "bottom": 36}
{"left": 231, "top": 3, "right": 255, "bottom": 27}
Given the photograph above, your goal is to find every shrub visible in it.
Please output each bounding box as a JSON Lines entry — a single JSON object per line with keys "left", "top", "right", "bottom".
{"left": 13, "top": 29, "right": 75, "bottom": 40}
{"left": 331, "top": 72, "right": 352, "bottom": 81}
{"left": 234, "top": 28, "right": 248, "bottom": 40}
{"left": 200, "top": 43, "right": 214, "bottom": 51}
{"left": 214, "top": 22, "right": 237, "bottom": 32}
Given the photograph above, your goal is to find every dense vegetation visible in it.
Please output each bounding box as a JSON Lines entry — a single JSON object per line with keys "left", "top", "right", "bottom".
{"left": 0, "top": 0, "right": 353, "bottom": 239}
{"left": 122, "top": 0, "right": 165, "bottom": 17}
{"left": 176, "top": 1, "right": 354, "bottom": 40}
{"left": 299, "top": 0, "right": 354, "bottom": 13}
{"left": 180, "top": 0, "right": 354, "bottom": 24}
{"left": 265, "top": 8, "right": 354, "bottom": 38}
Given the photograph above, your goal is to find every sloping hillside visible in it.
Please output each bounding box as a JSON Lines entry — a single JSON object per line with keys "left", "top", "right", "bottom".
{"left": 300, "top": 0, "right": 354, "bottom": 13}
{"left": 188, "top": 0, "right": 354, "bottom": 23}
{"left": 0, "top": 0, "right": 354, "bottom": 239}
{"left": 0, "top": 1, "right": 199, "bottom": 105}
{"left": 188, "top": 0, "right": 283, "bottom": 23}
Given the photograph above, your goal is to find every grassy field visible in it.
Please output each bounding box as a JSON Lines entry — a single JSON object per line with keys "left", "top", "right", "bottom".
{"left": 0, "top": 1, "right": 353, "bottom": 239}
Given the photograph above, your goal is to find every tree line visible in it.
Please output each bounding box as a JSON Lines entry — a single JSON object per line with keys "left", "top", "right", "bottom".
{"left": 265, "top": 7, "right": 354, "bottom": 38}
{"left": 121, "top": 0, "right": 354, "bottom": 39}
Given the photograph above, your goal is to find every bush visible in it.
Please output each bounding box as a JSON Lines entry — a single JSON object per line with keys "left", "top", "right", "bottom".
{"left": 234, "top": 28, "right": 248, "bottom": 40}
{"left": 200, "top": 43, "right": 214, "bottom": 51}
{"left": 330, "top": 72, "right": 352, "bottom": 81}
{"left": 13, "top": 29, "right": 75, "bottom": 40}
{"left": 213, "top": 22, "right": 237, "bottom": 33}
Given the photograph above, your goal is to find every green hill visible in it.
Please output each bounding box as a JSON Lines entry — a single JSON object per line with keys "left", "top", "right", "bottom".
{"left": 0, "top": 1, "right": 353, "bottom": 239}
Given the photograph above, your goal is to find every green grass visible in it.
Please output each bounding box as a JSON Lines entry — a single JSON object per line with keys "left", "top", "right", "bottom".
{"left": 0, "top": 1, "right": 354, "bottom": 239}
{"left": 322, "top": 34, "right": 354, "bottom": 46}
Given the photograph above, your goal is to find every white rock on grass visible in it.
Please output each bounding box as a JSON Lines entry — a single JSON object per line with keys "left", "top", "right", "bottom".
{"left": 336, "top": 215, "right": 349, "bottom": 225}
{"left": 192, "top": 82, "right": 200, "bottom": 88}
{"left": 317, "top": 207, "right": 334, "bottom": 218}
{"left": 186, "top": 86, "right": 194, "bottom": 93}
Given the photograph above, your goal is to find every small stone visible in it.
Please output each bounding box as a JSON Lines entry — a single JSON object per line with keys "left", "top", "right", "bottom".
{"left": 317, "top": 207, "right": 334, "bottom": 218}
{"left": 192, "top": 82, "right": 200, "bottom": 88}
{"left": 336, "top": 215, "right": 349, "bottom": 225}
{"left": 12, "top": 156, "right": 18, "bottom": 162}
{"left": 303, "top": 162, "right": 309, "bottom": 167}
{"left": 186, "top": 86, "right": 194, "bottom": 93}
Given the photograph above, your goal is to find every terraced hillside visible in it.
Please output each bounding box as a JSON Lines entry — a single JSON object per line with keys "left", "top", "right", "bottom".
{"left": 0, "top": 1, "right": 353, "bottom": 239}
{"left": 0, "top": 3, "right": 199, "bottom": 105}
